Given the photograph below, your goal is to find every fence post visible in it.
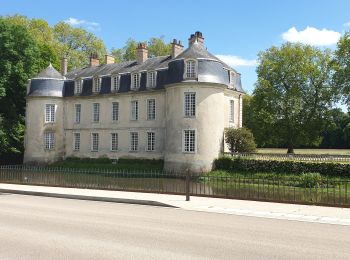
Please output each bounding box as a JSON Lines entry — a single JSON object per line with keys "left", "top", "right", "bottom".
{"left": 186, "top": 170, "right": 190, "bottom": 201}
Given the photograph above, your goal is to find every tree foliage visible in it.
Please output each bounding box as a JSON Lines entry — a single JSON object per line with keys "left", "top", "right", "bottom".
{"left": 224, "top": 127, "right": 257, "bottom": 154}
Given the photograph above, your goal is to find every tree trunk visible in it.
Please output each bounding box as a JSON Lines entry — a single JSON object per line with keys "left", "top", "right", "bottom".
{"left": 287, "top": 144, "right": 294, "bottom": 154}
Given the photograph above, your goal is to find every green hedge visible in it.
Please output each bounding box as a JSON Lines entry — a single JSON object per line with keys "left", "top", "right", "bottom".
{"left": 213, "top": 156, "right": 350, "bottom": 177}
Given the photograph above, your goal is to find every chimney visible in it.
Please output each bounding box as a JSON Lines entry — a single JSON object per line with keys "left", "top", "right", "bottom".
{"left": 60, "top": 56, "right": 68, "bottom": 76}
{"left": 188, "top": 31, "right": 204, "bottom": 47}
{"left": 104, "top": 54, "right": 115, "bottom": 64}
{"left": 136, "top": 42, "right": 148, "bottom": 64}
{"left": 89, "top": 53, "right": 99, "bottom": 67}
{"left": 171, "top": 39, "right": 184, "bottom": 58}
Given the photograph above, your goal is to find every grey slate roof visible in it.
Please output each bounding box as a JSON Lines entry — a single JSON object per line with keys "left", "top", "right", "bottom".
{"left": 34, "top": 63, "right": 64, "bottom": 79}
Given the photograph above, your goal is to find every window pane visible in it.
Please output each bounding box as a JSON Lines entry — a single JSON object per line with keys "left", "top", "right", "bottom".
{"left": 93, "top": 103, "right": 100, "bottom": 122}
{"left": 45, "top": 104, "right": 55, "bottom": 123}
{"left": 147, "top": 132, "right": 155, "bottom": 151}
{"left": 91, "top": 133, "right": 99, "bottom": 151}
{"left": 147, "top": 99, "right": 155, "bottom": 120}
{"left": 230, "top": 100, "right": 234, "bottom": 122}
{"left": 75, "top": 104, "right": 81, "bottom": 123}
{"left": 130, "top": 132, "right": 138, "bottom": 151}
{"left": 111, "top": 133, "right": 118, "bottom": 151}
{"left": 131, "top": 101, "right": 138, "bottom": 120}
{"left": 184, "top": 130, "right": 195, "bottom": 152}
{"left": 184, "top": 93, "right": 196, "bottom": 117}
{"left": 74, "top": 133, "right": 80, "bottom": 151}
{"left": 112, "top": 102, "right": 119, "bottom": 121}
{"left": 44, "top": 132, "right": 55, "bottom": 150}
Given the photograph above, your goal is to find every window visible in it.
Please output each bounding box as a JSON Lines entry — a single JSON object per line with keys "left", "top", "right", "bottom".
{"left": 112, "top": 102, "right": 119, "bottom": 122}
{"left": 130, "top": 132, "right": 138, "bottom": 151}
{"left": 73, "top": 133, "right": 80, "bottom": 151}
{"left": 131, "top": 73, "right": 140, "bottom": 90}
{"left": 229, "top": 71, "right": 235, "bottom": 88}
{"left": 75, "top": 79, "right": 82, "bottom": 94}
{"left": 147, "top": 99, "right": 156, "bottom": 120}
{"left": 75, "top": 104, "right": 81, "bottom": 123}
{"left": 45, "top": 104, "right": 56, "bottom": 123}
{"left": 185, "top": 60, "right": 196, "bottom": 78}
{"left": 131, "top": 100, "right": 138, "bottom": 120}
{"left": 91, "top": 133, "right": 99, "bottom": 152}
{"left": 93, "top": 77, "right": 101, "bottom": 93}
{"left": 92, "top": 103, "right": 100, "bottom": 122}
{"left": 44, "top": 132, "right": 55, "bottom": 150}
{"left": 111, "top": 133, "right": 118, "bottom": 151}
{"left": 183, "top": 130, "right": 196, "bottom": 153}
{"left": 229, "top": 100, "right": 234, "bottom": 122}
{"left": 112, "top": 75, "right": 120, "bottom": 92}
{"left": 147, "top": 132, "right": 155, "bottom": 151}
{"left": 184, "top": 92, "right": 196, "bottom": 117}
{"left": 147, "top": 71, "right": 156, "bottom": 88}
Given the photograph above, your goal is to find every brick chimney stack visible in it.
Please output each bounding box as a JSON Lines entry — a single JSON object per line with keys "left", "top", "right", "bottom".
{"left": 104, "top": 54, "right": 115, "bottom": 64}
{"left": 136, "top": 43, "right": 148, "bottom": 64}
{"left": 60, "top": 56, "right": 68, "bottom": 76}
{"left": 89, "top": 53, "right": 99, "bottom": 67}
{"left": 188, "top": 31, "right": 204, "bottom": 47}
{"left": 171, "top": 39, "right": 184, "bottom": 58}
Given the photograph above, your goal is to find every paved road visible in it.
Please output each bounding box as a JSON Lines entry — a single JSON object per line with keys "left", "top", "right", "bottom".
{"left": 0, "top": 193, "right": 349, "bottom": 260}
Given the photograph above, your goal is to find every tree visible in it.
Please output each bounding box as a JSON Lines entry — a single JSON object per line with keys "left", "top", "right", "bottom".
{"left": 253, "top": 43, "right": 336, "bottom": 153}
{"left": 334, "top": 32, "right": 350, "bottom": 110}
{"left": 225, "top": 127, "right": 257, "bottom": 154}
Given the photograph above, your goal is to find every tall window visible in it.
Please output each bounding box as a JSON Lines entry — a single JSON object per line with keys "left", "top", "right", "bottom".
{"left": 185, "top": 60, "right": 196, "bottom": 78}
{"left": 130, "top": 132, "right": 138, "bottom": 151}
{"left": 45, "top": 104, "right": 56, "bottom": 123}
{"left": 112, "top": 75, "right": 120, "bottom": 92}
{"left": 111, "top": 133, "right": 118, "bottom": 151}
{"left": 75, "top": 104, "right": 81, "bottom": 123}
{"left": 147, "top": 99, "right": 156, "bottom": 120}
{"left": 44, "top": 132, "right": 55, "bottom": 150}
{"left": 93, "top": 77, "right": 101, "bottom": 93}
{"left": 229, "top": 100, "right": 234, "bottom": 122}
{"left": 184, "top": 92, "right": 196, "bottom": 117}
{"left": 147, "top": 71, "right": 156, "bottom": 88}
{"left": 229, "top": 71, "right": 235, "bottom": 88}
{"left": 75, "top": 79, "right": 82, "bottom": 94}
{"left": 92, "top": 103, "right": 100, "bottom": 122}
{"left": 183, "top": 130, "right": 196, "bottom": 153}
{"left": 112, "top": 102, "right": 119, "bottom": 121}
{"left": 131, "top": 73, "right": 140, "bottom": 90}
{"left": 131, "top": 100, "right": 138, "bottom": 120}
{"left": 73, "top": 133, "right": 80, "bottom": 151}
{"left": 147, "top": 132, "right": 155, "bottom": 151}
{"left": 91, "top": 133, "right": 99, "bottom": 151}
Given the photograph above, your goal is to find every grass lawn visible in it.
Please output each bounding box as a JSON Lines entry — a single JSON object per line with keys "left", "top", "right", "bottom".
{"left": 257, "top": 148, "right": 350, "bottom": 155}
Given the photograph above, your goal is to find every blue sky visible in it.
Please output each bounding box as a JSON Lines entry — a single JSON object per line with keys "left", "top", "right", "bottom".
{"left": 1, "top": 0, "right": 350, "bottom": 94}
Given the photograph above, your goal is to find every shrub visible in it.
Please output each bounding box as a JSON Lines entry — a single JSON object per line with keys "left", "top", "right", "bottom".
{"left": 224, "top": 127, "right": 257, "bottom": 154}
{"left": 297, "top": 172, "right": 324, "bottom": 188}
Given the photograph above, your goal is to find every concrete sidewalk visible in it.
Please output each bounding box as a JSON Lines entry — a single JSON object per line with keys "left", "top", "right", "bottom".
{"left": 1, "top": 183, "right": 350, "bottom": 226}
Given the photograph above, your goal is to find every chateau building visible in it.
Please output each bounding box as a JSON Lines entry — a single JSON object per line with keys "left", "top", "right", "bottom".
{"left": 24, "top": 32, "right": 244, "bottom": 172}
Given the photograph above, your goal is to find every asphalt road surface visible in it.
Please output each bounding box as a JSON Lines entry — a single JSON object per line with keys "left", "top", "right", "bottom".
{"left": 0, "top": 193, "right": 349, "bottom": 260}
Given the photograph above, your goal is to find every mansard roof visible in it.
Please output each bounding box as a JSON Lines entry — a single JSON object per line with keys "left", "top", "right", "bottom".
{"left": 33, "top": 63, "right": 64, "bottom": 79}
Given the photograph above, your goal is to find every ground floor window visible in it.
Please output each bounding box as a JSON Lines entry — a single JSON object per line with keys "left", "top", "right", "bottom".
{"left": 111, "top": 133, "right": 118, "bottom": 151}
{"left": 130, "top": 132, "right": 138, "bottom": 151}
{"left": 183, "top": 130, "right": 196, "bottom": 153}
{"left": 44, "top": 132, "right": 55, "bottom": 150}
{"left": 91, "top": 133, "right": 99, "bottom": 152}
{"left": 73, "top": 133, "right": 80, "bottom": 151}
{"left": 147, "top": 132, "right": 155, "bottom": 151}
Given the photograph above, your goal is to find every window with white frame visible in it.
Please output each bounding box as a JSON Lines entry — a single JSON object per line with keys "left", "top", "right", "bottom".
{"left": 147, "top": 132, "right": 155, "bottom": 151}
{"left": 185, "top": 60, "right": 196, "bottom": 78}
{"left": 184, "top": 92, "right": 196, "bottom": 117}
{"left": 147, "top": 71, "right": 156, "bottom": 88}
{"left": 44, "top": 132, "right": 55, "bottom": 150}
{"left": 45, "top": 104, "right": 56, "bottom": 123}
{"left": 75, "top": 104, "right": 81, "bottom": 123}
{"left": 183, "top": 130, "right": 196, "bottom": 153}
{"left": 112, "top": 102, "right": 119, "bottom": 121}
{"left": 112, "top": 75, "right": 120, "bottom": 92}
{"left": 131, "top": 73, "right": 140, "bottom": 90}
{"left": 92, "top": 103, "right": 100, "bottom": 122}
{"left": 131, "top": 100, "right": 138, "bottom": 120}
{"left": 93, "top": 77, "right": 101, "bottom": 93}
{"left": 229, "top": 100, "right": 234, "bottom": 122}
{"left": 130, "top": 132, "right": 138, "bottom": 151}
{"left": 147, "top": 99, "right": 156, "bottom": 120}
{"left": 75, "top": 79, "right": 83, "bottom": 94}
{"left": 73, "top": 133, "right": 80, "bottom": 151}
{"left": 91, "top": 133, "right": 99, "bottom": 151}
{"left": 111, "top": 133, "right": 118, "bottom": 151}
{"left": 229, "top": 71, "right": 235, "bottom": 88}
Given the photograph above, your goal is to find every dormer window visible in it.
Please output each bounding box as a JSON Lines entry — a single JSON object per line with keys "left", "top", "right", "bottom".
{"left": 185, "top": 60, "right": 197, "bottom": 79}
{"left": 74, "top": 79, "right": 82, "bottom": 94}
{"left": 93, "top": 76, "right": 101, "bottom": 93}
{"left": 131, "top": 73, "right": 140, "bottom": 90}
{"left": 147, "top": 71, "right": 156, "bottom": 88}
{"left": 112, "top": 74, "right": 120, "bottom": 92}
{"left": 229, "top": 71, "right": 235, "bottom": 89}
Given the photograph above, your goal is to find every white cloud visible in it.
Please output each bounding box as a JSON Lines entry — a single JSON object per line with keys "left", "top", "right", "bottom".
{"left": 282, "top": 26, "right": 340, "bottom": 46}
{"left": 216, "top": 54, "right": 257, "bottom": 67}
{"left": 64, "top": 17, "right": 100, "bottom": 31}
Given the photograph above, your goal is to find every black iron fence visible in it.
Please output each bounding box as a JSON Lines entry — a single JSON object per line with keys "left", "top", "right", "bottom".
{"left": 0, "top": 165, "right": 349, "bottom": 207}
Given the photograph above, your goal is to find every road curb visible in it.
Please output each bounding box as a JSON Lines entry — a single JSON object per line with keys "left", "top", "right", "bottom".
{"left": 0, "top": 188, "right": 177, "bottom": 208}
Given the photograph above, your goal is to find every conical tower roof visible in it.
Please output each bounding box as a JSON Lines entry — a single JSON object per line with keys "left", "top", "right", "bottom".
{"left": 34, "top": 63, "right": 64, "bottom": 79}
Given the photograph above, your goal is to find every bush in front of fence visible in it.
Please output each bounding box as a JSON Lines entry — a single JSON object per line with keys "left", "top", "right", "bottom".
{"left": 213, "top": 156, "right": 350, "bottom": 177}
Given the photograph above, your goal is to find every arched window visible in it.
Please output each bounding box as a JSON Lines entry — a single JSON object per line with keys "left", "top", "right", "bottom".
{"left": 185, "top": 60, "right": 196, "bottom": 79}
